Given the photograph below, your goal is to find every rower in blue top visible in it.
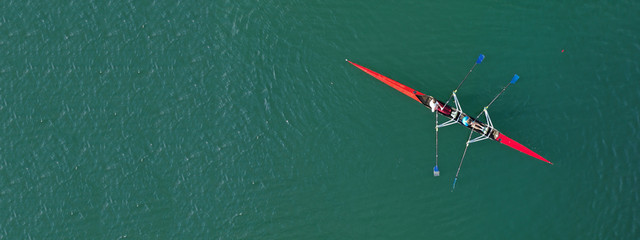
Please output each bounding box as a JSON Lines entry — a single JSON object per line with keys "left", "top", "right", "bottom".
{"left": 461, "top": 116, "right": 484, "bottom": 132}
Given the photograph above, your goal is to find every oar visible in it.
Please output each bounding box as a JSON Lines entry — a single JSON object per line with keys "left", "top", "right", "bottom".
{"left": 433, "top": 54, "right": 484, "bottom": 177}
{"left": 451, "top": 74, "right": 519, "bottom": 191}
{"left": 441, "top": 54, "right": 485, "bottom": 106}
{"left": 485, "top": 74, "right": 519, "bottom": 110}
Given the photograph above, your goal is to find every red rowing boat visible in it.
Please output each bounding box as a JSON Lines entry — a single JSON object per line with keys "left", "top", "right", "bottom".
{"left": 347, "top": 60, "right": 551, "bottom": 164}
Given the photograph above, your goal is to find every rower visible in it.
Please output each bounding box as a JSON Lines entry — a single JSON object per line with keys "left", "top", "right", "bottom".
{"left": 428, "top": 99, "right": 439, "bottom": 112}
{"left": 462, "top": 116, "right": 471, "bottom": 127}
{"left": 462, "top": 116, "right": 484, "bottom": 132}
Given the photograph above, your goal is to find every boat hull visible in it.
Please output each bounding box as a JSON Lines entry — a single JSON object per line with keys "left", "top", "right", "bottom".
{"left": 347, "top": 60, "right": 551, "bottom": 164}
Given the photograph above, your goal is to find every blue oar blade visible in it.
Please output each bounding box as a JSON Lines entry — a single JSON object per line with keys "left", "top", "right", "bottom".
{"left": 451, "top": 177, "right": 458, "bottom": 191}
{"left": 510, "top": 74, "right": 519, "bottom": 84}
{"left": 476, "top": 54, "right": 485, "bottom": 64}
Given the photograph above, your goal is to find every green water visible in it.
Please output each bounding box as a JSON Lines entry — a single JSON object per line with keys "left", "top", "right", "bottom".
{"left": 1, "top": 0, "right": 639, "bottom": 239}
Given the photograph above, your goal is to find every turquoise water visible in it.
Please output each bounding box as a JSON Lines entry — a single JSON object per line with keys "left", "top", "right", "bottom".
{"left": 1, "top": 0, "right": 639, "bottom": 239}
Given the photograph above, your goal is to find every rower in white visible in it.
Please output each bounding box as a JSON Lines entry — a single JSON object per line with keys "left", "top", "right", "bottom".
{"left": 428, "top": 99, "right": 439, "bottom": 113}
